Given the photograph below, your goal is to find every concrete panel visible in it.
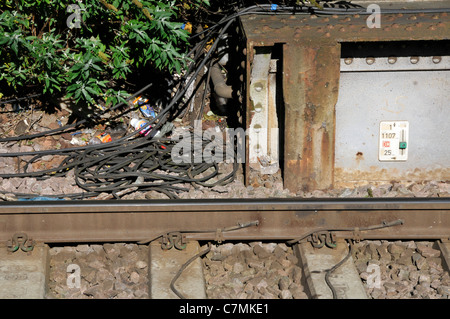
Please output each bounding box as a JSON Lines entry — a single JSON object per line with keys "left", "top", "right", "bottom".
{"left": 0, "top": 244, "right": 49, "bottom": 299}
{"left": 297, "top": 241, "right": 368, "bottom": 299}
{"left": 149, "top": 241, "right": 206, "bottom": 299}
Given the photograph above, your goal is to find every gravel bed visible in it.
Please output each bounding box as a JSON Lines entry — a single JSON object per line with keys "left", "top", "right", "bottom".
{"left": 47, "top": 243, "right": 149, "bottom": 299}
{"left": 353, "top": 240, "right": 450, "bottom": 299}
{"left": 46, "top": 241, "right": 308, "bottom": 299}
{"left": 202, "top": 242, "right": 309, "bottom": 299}
{"left": 46, "top": 240, "right": 449, "bottom": 299}
{"left": 1, "top": 166, "right": 449, "bottom": 201}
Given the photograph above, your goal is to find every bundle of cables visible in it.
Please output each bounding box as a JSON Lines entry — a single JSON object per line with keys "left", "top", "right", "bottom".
{"left": 1, "top": 3, "right": 449, "bottom": 200}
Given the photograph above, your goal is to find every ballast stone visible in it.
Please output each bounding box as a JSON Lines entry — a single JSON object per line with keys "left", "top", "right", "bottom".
{"left": 0, "top": 244, "right": 49, "bottom": 299}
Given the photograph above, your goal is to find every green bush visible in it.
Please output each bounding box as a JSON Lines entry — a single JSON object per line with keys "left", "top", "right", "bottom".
{"left": 0, "top": 0, "right": 209, "bottom": 111}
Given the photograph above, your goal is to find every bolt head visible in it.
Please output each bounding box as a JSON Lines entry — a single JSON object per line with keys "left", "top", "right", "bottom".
{"left": 366, "top": 57, "right": 375, "bottom": 65}
{"left": 410, "top": 56, "right": 419, "bottom": 64}
{"left": 344, "top": 58, "right": 353, "bottom": 65}
{"left": 432, "top": 56, "right": 442, "bottom": 64}
{"left": 388, "top": 57, "right": 397, "bottom": 64}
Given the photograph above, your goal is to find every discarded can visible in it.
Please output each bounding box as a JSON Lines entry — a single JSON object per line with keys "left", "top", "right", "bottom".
{"left": 139, "top": 104, "right": 157, "bottom": 119}
{"left": 89, "top": 132, "right": 112, "bottom": 145}
{"left": 133, "top": 95, "right": 157, "bottom": 119}
{"left": 130, "top": 118, "right": 151, "bottom": 136}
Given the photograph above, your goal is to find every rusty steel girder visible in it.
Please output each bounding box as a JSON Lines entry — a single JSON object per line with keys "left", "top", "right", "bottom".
{"left": 240, "top": 11, "right": 449, "bottom": 193}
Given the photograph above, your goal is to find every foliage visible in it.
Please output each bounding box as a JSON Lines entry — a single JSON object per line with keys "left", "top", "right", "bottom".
{"left": 0, "top": 0, "right": 209, "bottom": 111}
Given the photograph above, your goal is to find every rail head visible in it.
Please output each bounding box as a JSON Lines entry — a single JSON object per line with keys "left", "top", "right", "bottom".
{"left": 0, "top": 197, "right": 449, "bottom": 214}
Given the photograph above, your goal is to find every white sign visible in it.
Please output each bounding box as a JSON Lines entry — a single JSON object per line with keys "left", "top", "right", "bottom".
{"left": 379, "top": 121, "right": 409, "bottom": 161}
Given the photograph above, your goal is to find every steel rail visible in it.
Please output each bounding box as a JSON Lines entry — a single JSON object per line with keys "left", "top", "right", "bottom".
{"left": 0, "top": 197, "right": 449, "bottom": 244}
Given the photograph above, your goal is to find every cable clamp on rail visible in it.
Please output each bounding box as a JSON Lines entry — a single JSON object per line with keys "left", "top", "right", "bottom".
{"left": 161, "top": 232, "right": 186, "bottom": 251}
{"left": 7, "top": 232, "right": 35, "bottom": 253}
{"left": 308, "top": 231, "right": 337, "bottom": 249}
{"left": 287, "top": 219, "right": 404, "bottom": 246}
{"left": 215, "top": 220, "right": 260, "bottom": 244}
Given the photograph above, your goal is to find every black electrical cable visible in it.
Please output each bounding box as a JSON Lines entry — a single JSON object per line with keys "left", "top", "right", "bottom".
{"left": 0, "top": 128, "right": 241, "bottom": 199}
{"left": 167, "top": 220, "right": 259, "bottom": 298}
{"left": 0, "top": 93, "right": 43, "bottom": 106}
{"left": 197, "top": 58, "right": 214, "bottom": 121}
{"left": 321, "top": 240, "right": 353, "bottom": 299}
{"left": 170, "top": 243, "right": 212, "bottom": 299}
{"left": 288, "top": 220, "right": 403, "bottom": 298}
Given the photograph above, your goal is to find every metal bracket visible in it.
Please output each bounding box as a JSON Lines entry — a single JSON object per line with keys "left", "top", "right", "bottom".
{"left": 161, "top": 232, "right": 187, "bottom": 250}
{"left": 7, "top": 232, "right": 35, "bottom": 252}
{"left": 308, "top": 231, "right": 337, "bottom": 249}
{"left": 215, "top": 228, "right": 224, "bottom": 244}
{"left": 352, "top": 227, "right": 362, "bottom": 243}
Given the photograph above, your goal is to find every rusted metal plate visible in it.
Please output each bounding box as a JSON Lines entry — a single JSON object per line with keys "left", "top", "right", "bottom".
{"left": 240, "top": 13, "right": 449, "bottom": 44}
{"left": 282, "top": 42, "right": 340, "bottom": 192}
{"left": 240, "top": 12, "right": 449, "bottom": 192}
{"left": 0, "top": 198, "right": 449, "bottom": 243}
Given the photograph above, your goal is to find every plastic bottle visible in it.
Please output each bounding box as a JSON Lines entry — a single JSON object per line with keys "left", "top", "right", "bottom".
{"left": 89, "top": 132, "right": 112, "bottom": 145}
{"left": 130, "top": 118, "right": 152, "bottom": 136}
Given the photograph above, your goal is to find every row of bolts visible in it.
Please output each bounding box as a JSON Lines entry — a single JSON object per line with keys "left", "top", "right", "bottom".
{"left": 344, "top": 56, "right": 443, "bottom": 65}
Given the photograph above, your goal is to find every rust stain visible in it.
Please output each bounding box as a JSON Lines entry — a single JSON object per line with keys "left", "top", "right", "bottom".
{"left": 355, "top": 152, "right": 364, "bottom": 166}
{"left": 335, "top": 167, "right": 450, "bottom": 188}
{"left": 321, "top": 130, "right": 332, "bottom": 187}
{"left": 301, "top": 118, "right": 314, "bottom": 191}
{"left": 304, "top": 102, "right": 317, "bottom": 123}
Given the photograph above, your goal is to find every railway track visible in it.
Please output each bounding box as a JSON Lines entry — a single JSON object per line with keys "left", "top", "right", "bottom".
{"left": 0, "top": 197, "right": 449, "bottom": 301}
{"left": 1, "top": 197, "right": 449, "bottom": 243}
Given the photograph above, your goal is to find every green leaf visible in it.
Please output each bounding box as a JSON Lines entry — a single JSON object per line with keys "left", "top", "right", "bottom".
{"left": 91, "top": 63, "right": 102, "bottom": 72}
